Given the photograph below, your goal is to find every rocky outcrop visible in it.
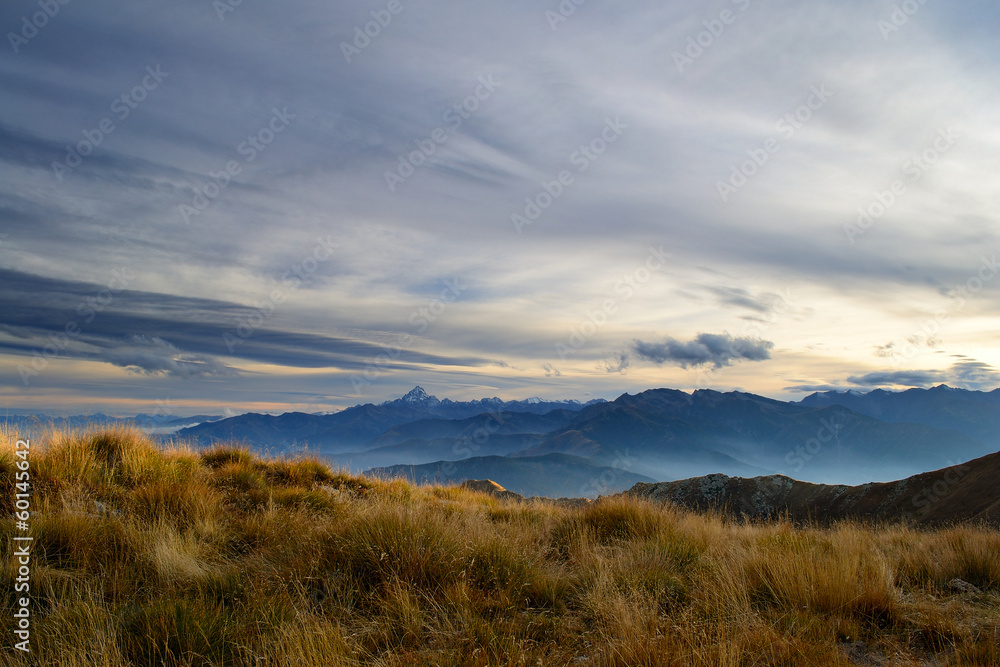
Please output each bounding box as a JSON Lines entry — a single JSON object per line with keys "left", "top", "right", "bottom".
{"left": 458, "top": 479, "right": 591, "bottom": 507}
{"left": 459, "top": 479, "right": 523, "bottom": 501}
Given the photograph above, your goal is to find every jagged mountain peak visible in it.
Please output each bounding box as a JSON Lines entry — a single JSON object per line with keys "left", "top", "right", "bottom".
{"left": 391, "top": 386, "right": 441, "bottom": 406}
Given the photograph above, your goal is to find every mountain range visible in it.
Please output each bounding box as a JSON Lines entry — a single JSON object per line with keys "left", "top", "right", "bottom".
{"left": 800, "top": 385, "right": 1000, "bottom": 443}
{"left": 179, "top": 384, "right": 1000, "bottom": 491}
{"left": 177, "top": 387, "right": 604, "bottom": 453}
{"left": 1, "top": 412, "right": 224, "bottom": 435}
{"left": 7, "top": 384, "right": 999, "bottom": 498}
{"left": 509, "top": 386, "right": 996, "bottom": 484}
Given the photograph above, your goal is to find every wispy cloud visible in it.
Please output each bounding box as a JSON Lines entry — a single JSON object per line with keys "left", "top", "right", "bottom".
{"left": 100, "top": 336, "right": 237, "bottom": 378}
{"left": 1, "top": 0, "right": 997, "bottom": 411}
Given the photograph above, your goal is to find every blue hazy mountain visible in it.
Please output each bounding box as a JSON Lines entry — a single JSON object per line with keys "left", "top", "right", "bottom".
{"left": 800, "top": 384, "right": 1000, "bottom": 444}
{"left": 367, "top": 453, "right": 656, "bottom": 499}
{"left": 177, "top": 386, "right": 605, "bottom": 452}
{"left": 12, "top": 385, "right": 998, "bottom": 496}
{"left": 511, "top": 388, "right": 992, "bottom": 484}
{"left": 328, "top": 409, "right": 579, "bottom": 470}
{"left": 1, "top": 412, "right": 223, "bottom": 434}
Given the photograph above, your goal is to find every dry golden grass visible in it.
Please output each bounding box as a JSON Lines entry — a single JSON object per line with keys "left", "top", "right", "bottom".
{"left": 1, "top": 426, "right": 998, "bottom": 666}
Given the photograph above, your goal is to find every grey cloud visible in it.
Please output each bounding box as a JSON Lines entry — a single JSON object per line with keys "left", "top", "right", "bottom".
{"left": 100, "top": 336, "right": 237, "bottom": 378}
{"left": 846, "top": 370, "right": 943, "bottom": 387}
{"left": 602, "top": 351, "right": 631, "bottom": 374}
{"left": 0, "top": 123, "right": 260, "bottom": 201}
{"left": 705, "top": 286, "right": 788, "bottom": 315}
{"left": 1, "top": 0, "right": 998, "bottom": 411}
{"left": 784, "top": 384, "right": 854, "bottom": 393}
{"left": 847, "top": 362, "right": 1000, "bottom": 390}
{"left": 632, "top": 333, "right": 774, "bottom": 369}
{"left": 0, "top": 268, "right": 495, "bottom": 373}
{"left": 873, "top": 342, "right": 895, "bottom": 358}
{"left": 947, "top": 361, "right": 1000, "bottom": 389}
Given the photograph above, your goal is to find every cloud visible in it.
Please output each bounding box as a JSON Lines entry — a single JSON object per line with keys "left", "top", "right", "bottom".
{"left": 1, "top": 0, "right": 998, "bottom": 411}
{"left": 784, "top": 384, "right": 854, "bottom": 393}
{"left": 846, "top": 362, "right": 1000, "bottom": 390}
{"left": 100, "top": 336, "right": 237, "bottom": 378}
{"left": 632, "top": 333, "right": 774, "bottom": 369}
{"left": 542, "top": 363, "right": 561, "bottom": 378}
{"left": 705, "top": 286, "right": 789, "bottom": 315}
{"left": 601, "top": 351, "right": 631, "bottom": 374}
{"left": 873, "top": 342, "right": 895, "bottom": 358}
{"left": 0, "top": 268, "right": 496, "bottom": 373}
{"left": 947, "top": 361, "right": 1000, "bottom": 389}
{"left": 846, "top": 370, "right": 943, "bottom": 387}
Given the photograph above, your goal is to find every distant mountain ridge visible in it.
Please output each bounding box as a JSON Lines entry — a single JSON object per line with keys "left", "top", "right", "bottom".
{"left": 11, "top": 384, "right": 999, "bottom": 499}
{"left": 178, "top": 387, "right": 605, "bottom": 452}
{"left": 511, "top": 387, "right": 991, "bottom": 484}
{"left": 1, "top": 413, "right": 224, "bottom": 434}
{"left": 330, "top": 385, "right": 1000, "bottom": 490}
{"left": 328, "top": 409, "right": 579, "bottom": 471}
{"left": 800, "top": 384, "right": 1000, "bottom": 443}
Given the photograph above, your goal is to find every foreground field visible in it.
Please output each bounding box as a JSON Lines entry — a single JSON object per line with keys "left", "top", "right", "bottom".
{"left": 1, "top": 426, "right": 999, "bottom": 666}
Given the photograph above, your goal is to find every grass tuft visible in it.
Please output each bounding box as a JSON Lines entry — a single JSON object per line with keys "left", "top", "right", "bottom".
{"left": 1, "top": 425, "right": 998, "bottom": 666}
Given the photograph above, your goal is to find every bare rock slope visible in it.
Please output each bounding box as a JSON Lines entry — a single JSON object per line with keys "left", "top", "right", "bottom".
{"left": 624, "top": 450, "right": 1000, "bottom": 526}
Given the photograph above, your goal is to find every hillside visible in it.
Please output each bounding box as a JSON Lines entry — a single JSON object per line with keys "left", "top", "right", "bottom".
{"left": 367, "top": 452, "right": 656, "bottom": 498}
{"left": 1, "top": 426, "right": 998, "bottom": 666}
{"left": 625, "top": 449, "right": 1000, "bottom": 527}
{"left": 327, "top": 409, "right": 577, "bottom": 470}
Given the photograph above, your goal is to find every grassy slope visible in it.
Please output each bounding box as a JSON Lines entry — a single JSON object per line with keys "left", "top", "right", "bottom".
{"left": 0, "top": 426, "right": 997, "bottom": 666}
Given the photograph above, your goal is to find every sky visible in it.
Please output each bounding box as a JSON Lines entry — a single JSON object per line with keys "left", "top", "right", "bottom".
{"left": 1, "top": 0, "right": 998, "bottom": 416}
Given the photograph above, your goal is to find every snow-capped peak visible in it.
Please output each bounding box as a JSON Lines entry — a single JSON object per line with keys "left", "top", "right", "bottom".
{"left": 398, "top": 386, "right": 439, "bottom": 405}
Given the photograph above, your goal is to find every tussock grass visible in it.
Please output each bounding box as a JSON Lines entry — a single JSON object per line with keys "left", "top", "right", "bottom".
{"left": 1, "top": 426, "right": 999, "bottom": 665}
